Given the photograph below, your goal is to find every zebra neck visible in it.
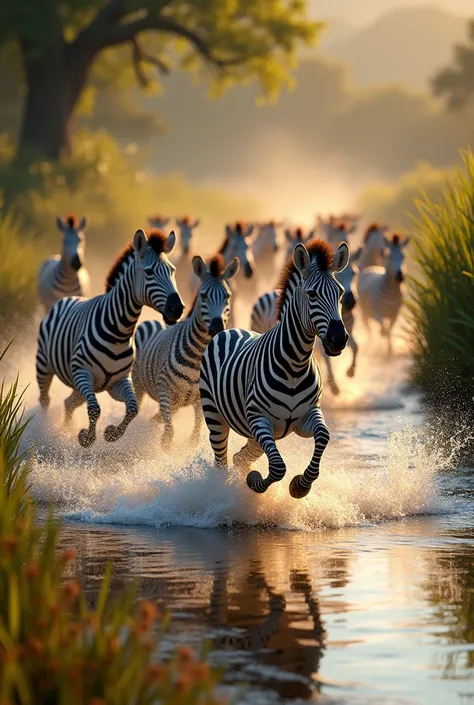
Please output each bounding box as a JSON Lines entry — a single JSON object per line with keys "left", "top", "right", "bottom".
{"left": 57, "top": 257, "right": 78, "bottom": 280}
{"left": 275, "top": 289, "right": 315, "bottom": 375}
{"left": 382, "top": 271, "right": 402, "bottom": 293}
{"left": 106, "top": 263, "right": 142, "bottom": 341}
{"left": 184, "top": 309, "right": 209, "bottom": 341}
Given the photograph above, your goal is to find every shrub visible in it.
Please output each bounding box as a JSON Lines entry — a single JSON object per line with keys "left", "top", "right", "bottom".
{"left": 407, "top": 148, "right": 474, "bottom": 405}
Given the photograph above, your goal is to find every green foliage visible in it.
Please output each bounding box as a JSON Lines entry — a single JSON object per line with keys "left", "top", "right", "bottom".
{"left": 0, "top": 207, "right": 40, "bottom": 321}
{"left": 0, "top": 342, "right": 31, "bottom": 510}
{"left": 406, "top": 149, "right": 474, "bottom": 404}
{"left": 432, "top": 19, "right": 474, "bottom": 110}
{"left": 357, "top": 161, "right": 457, "bottom": 231}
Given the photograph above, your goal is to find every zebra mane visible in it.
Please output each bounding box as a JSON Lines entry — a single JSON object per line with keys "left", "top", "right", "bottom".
{"left": 276, "top": 239, "right": 334, "bottom": 320}
{"left": 105, "top": 230, "right": 169, "bottom": 292}
{"left": 187, "top": 254, "right": 226, "bottom": 317}
{"left": 217, "top": 221, "right": 245, "bottom": 254}
{"left": 66, "top": 213, "right": 77, "bottom": 228}
{"left": 364, "top": 223, "right": 384, "bottom": 243}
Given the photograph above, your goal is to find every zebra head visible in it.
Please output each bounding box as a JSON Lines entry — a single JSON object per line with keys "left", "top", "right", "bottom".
{"left": 176, "top": 216, "right": 200, "bottom": 256}
{"left": 255, "top": 220, "right": 282, "bottom": 255}
{"left": 284, "top": 227, "right": 314, "bottom": 259}
{"left": 336, "top": 260, "right": 357, "bottom": 312}
{"left": 191, "top": 254, "right": 239, "bottom": 336}
{"left": 317, "top": 215, "right": 357, "bottom": 250}
{"left": 362, "top": 223, "right": 390, "bottom": 266}
{"left": 148, "top": 215, "right": 170, "bottom": 230}
{"left": 56, "top": 215, "right": 86, "bottom": 272}
{"left": 225, "top": 223, "right": 256, "bottom": 279}
{"left": 385, "top": 234, "right": 409, "bottom": 283}
{"left": 133, "top": 229, "right": 184, "bottom": 324}
{"left": 293, "top": 240, "right": 350, "bottom": 356}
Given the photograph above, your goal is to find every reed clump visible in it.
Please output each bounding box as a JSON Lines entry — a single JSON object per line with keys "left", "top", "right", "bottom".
{"left": 407, "top": 148, "right": 474, "bottom": 407}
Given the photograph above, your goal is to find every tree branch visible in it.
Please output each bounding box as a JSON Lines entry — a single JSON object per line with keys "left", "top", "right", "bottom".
{"left": 131, "top": 36, "right": 169, "bottom": 87}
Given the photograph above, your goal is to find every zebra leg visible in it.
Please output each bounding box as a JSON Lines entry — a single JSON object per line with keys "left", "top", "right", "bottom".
{"left": 72, "top": 370, "right": 101, "bottom": 447}
{"left": 233, "top": 438, "right": 264, "bottom": 471}
{"left": 246, "top": 415, "right": 286, "bottom": 494}
{"left": 64, "top": 390, "right": 85, "bottom": 425}
{"left": 205, "top": 412, "right": 230, "bottom": 468}
{"left": 104, "top": 377, "right": 138, "bottom": 442}
{"left": 36, "top": 346, "right": 53, "bottom": 410}
{"left": 190, "top": 401, "right": 202, "bottom": 446}
{"left": 290, "top": 407, "right": 329, "bottom": 499}
{"left": 346, "top": 335, "right": 358, "bottom": 378}
{"left": 158, "top": 391, "right": 174, "bottom": 448}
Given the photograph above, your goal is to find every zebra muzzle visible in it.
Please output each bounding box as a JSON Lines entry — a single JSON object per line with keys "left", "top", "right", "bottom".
{"left": 323, "top": 320, "right": 348, "bottom": 357}
{"left": 71, "top": 255, "right": 82, "bottom": 271}
{"left": 163, "top": 293, "right": 184, "bottom": 324}
{"left": 209, "top": 318, "right": 224, "bottom": 337}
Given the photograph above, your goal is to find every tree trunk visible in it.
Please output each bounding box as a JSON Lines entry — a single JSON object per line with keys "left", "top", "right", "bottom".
{"left": 18, "top": 40, "right": 95, "bottom": 161}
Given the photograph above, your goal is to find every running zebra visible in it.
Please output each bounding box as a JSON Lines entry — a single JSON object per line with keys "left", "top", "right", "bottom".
{"left": 37, "top": 215, "right": 90, "bottom": 313}
{"left": 353, "top": 223, "right": 389, "bottom": 270}
{"left": 200, "top": 239, "right": 349, "bottom": 498}
{"left": 284, "top": 227, "right": 314, "bottom": 258}
{"left": 250, "top": 250, "right": 359, "bottom": 393}
{"left": 219, "top": 221, "right": 256, "bottom": 327}
{"left": 357, "top": 233, "right": 408, "bottom": 356}
{"left": 132, "top": 253, "right": 239, "bottom": 447}
{"left": 36, "top": 229, "right": 184, "bottom": 447}
{"left": 148, "top": 214, "right": 170, "bottom": 229}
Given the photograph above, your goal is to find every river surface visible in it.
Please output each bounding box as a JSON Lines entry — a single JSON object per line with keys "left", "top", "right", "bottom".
{"left": 7, "top": 339, "right": 474, "bottom": 705}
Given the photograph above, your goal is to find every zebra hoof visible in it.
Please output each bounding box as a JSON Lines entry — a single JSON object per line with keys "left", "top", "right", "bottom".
{"left": 289, "top": 475, "right": 311, "bottom": 499}
{"left": 104, "top": 425, "right": 122, "bottom": 442}
{"left": 246, "top": 471, "right": 268, "bottom": 494}
{"left": 78, "top": 429, "right": 95, "bottom": 448}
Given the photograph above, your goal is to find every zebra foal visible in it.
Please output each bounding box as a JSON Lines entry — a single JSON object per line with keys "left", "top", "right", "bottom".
{"left": 132, "top": 253, "right": 239, "bottom": 447}
{"left": 200, "top": 239, "right": 349, "bottom": 499}
{"left": 36, "top": 229, "right": 184, "bottom": 447}
{"left": 37, "top": 215, "right": 90, "bottom": 313}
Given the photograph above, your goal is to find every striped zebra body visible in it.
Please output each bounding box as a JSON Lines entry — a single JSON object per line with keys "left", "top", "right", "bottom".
{"left": 36, "top": 229, "right": 183, "bottom": 447}
{"left": 132, "top": 254, "right": 239, "bottom": 447}
{"left": 37, "top": 215, "right": 90, "bottom": 313}
{"left": 200, "top": 240, "right": 350, "bottom": 499}
{"left": 357, "top": 234, "right": 408, "bottom": 356}
{"left": 219, "top": 222, "right": 256, "bottom": 328}
{"left": 250, "top": 257, "right": 358, "bottom": 393}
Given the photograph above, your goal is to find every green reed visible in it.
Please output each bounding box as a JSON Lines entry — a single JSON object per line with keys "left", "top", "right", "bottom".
{"left": 407, "top": 148, "right": 474, "bottom": 404}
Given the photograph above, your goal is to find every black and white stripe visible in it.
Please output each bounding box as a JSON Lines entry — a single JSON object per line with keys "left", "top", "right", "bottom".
{"left": 37, "top": 215, "right": 90, "bottom": 313}
{"left": 132, "top": 254, "right": 239, "bottom": 447}
{"left": 200, "top": 240, "right": 350, "bottom": 499}
{"left": 36, "top": 229, "right": 184, "bottom": 447}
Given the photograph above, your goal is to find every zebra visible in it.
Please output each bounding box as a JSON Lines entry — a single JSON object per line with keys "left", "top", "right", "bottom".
{"left": 250, "top": 246, "right": 359, "bottom": 393}
{"left": 37, "top": 215, "right": 90, "bottom": 313}
{"left": 174, "top": 216, "right": 200, "bottom": 313}
{"left": 252, "top": 220, "right": 283, "bottom": 289}
{"left": 353, "top": 222, "right": 389, "bottom": 270}
{"left": 218, "top": 221, "right": 256, "bottom": 327}
{"left": 132, "top": 253, "right": 239, "bottom": 447}
{"left": 148, "top": 214, "right": 170, "bottom": 229}
{"left": 357, "top": 233, "right": 408, "bottom": 356}
{"left": 317, "top": 215, "right": 357, "bottom": 249}
{"left": 36, "top": 229, "right": 184, "bottom": 447}
{"left": 199, "top": 239, "right": 349, "bottom": 499}
{"left": 284, "top": 227, "right": 315, "bottom": 259}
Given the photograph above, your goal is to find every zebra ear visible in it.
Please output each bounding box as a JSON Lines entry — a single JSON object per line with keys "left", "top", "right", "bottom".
{"left": 331, "top": 242, "right": 350, "bottom": 274}
{"left": 78, "top": 216, "right": 86, "bottom": 230}
{"left": 175, "top": 218, "right": 182, "bottom": 227}
{"left": 192, "top": 256, "right": 206, "bottom": 280}
{"left": 165, "top": 230, "right": 176, "bottom": 254}
{"left": 306, "top": 230, "right": 315, "bottom": 242}
{"left": 285, "top": 229, "right": 293, "bottom": 243}
{"left": 293, "top": 243, "right": 311, "bottom": 279}
{"left": 193, "top": 219, "right": 200, "bottom": 228}
{"left": 401, "top": 237, "right": 410, "bottom": 249}
{"left": 56, "top": 217, "right": 64, "bottom": 232}
{"left": 222, "top": 257, "right": 240, "bottom": 281}
{"left": 225, "top": 224, "right": 233, "bottom": 238}
{"left": 351, "top": 246, "right": 362, "bottom": 263}
{"left": 133, "top": 229, "right": 148, "bottom": 259}
{"left": 245, "top": 224, "right": 255, "bottom": 239}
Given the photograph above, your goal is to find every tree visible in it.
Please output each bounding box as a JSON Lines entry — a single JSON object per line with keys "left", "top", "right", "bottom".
{"left": 432, "top": 19, "right": 474, "bottom": 110}
{"left": 0, "top": 0, "right": 319, "bottom": 161}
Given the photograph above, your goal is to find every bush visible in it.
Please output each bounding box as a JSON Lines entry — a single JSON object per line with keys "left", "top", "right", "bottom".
{"left": 0, "top": 206, "right": 40, "bottom": 322}
{"left": 0, "top": 345, "right": 226, "bottom": 705}
{"left": 407, "top": 149, "right": 474, "bottom": 405}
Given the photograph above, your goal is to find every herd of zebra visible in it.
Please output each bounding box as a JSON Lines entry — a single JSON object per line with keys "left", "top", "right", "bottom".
{"left": 35, "top": 212, "right": 408, "bottom": 498}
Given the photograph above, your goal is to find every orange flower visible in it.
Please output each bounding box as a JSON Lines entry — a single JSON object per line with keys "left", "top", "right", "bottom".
{"left": 138, "top": 600, "right": 157, "bottom": 624}
{"left": 59, "top": 548, "right": 77, "bottom": 564}
{"left": 88, "top": 699, "right": 107, "bottom": 705}
{"left": 25, "top": 636, "right": 45, "bottom": 657}
{"left": 24, "top": 561, "right": 40, "bottom": 580}
{"left": 62, "top": 581, "right": 81, "bottom": 601}
{"left": 145, "top": 664, "right": 167, "bottom": 683}
{"left": 177, "top": 646, "right": 195, "bottom": 664}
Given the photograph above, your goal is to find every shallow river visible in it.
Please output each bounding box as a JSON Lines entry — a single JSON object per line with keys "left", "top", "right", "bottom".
{"left": 9, "top": 344, "right": 474, "bottom": 705}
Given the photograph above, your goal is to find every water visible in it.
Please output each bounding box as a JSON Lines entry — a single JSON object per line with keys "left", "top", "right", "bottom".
{"left": 4, "top": 326, "right": 474, "bottom": 704}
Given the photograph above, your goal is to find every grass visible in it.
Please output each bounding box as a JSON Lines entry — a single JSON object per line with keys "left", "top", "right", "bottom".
{"left": 407, "top": 148, "right": 474, "bottom": 406}
{"left": 0, "top": 344, "right": 228, "bottom": 704}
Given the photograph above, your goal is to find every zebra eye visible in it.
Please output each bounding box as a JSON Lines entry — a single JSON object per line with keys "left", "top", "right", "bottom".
{"left": 201, "top": 292, "right": 208, "bottom": 300}
{"left": 307, "top": 290, "right": 317, "bottom": 301}
{"left": 144, "top": 266, "right": 153, "bottom": 275}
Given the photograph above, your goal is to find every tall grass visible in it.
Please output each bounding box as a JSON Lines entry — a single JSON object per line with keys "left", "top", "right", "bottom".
{"left": 407, "top": 149, "right": 474, "bottom": 405}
